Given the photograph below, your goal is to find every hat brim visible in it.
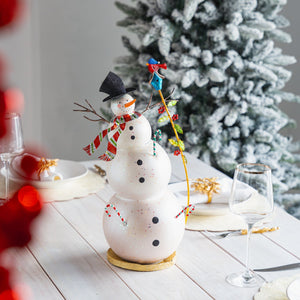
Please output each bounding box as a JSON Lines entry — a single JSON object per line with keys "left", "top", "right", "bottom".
{"left": 102, "top": 87, "right": 136, "bottom": 102}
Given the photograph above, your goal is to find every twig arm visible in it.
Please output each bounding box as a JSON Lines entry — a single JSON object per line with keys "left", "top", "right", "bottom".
{"left": 73, "top": 99, "right": 110, "bottom": 123}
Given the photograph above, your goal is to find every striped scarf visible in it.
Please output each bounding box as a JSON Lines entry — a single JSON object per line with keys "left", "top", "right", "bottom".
{"left": 83, "top": 112, "right": 141, "bottom": 161}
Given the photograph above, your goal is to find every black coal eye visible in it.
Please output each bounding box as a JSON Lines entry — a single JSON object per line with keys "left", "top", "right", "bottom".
{"left": 152, "top": 240, "right": 159, "bottom": 247}
{"left": 152, "top": 217, "right": 159, "bottom": 224}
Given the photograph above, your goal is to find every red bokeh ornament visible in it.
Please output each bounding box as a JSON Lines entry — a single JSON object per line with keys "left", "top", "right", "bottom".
{"left": 0, "top": 0, "right": 22, "bottom": 28}
{"left": 0, "top": 186, "right": 42, "bottom": 298}
{"left": 0, "top": 186, "right": 43, "bottom": 250}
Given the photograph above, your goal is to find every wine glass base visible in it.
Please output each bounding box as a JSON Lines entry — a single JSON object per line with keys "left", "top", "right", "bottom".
{"left": 226, "top": 270, "right": 265, "bottom": 288}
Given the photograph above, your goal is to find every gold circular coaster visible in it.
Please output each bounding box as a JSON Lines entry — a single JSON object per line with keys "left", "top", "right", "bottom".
{"left": 107, "top": 248, "right": 176, "bottom": 272}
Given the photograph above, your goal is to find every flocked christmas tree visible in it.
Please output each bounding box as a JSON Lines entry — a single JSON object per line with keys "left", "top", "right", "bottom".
{"left": 113, "top": 0, "right": 300, "bottom": 212}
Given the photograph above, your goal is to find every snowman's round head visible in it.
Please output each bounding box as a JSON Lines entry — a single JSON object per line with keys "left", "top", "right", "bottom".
{"left": 110, "top": 94, "right": 136, "bottom": 116}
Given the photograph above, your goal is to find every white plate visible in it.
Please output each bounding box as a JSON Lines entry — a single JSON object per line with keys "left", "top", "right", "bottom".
{"left": 287, "top": 278, "right": 300, "bottom": 300}
{"left": 169, "top": 181, "right": 207, "bottom": 204}
{"left": 169, "top": 181, "right": 230, "bottom": 216}
{"left": 192, "top": 203, "right": 230, "bottom": 216}
{"left": 5, "top": 159, "right": 88, "bottom": 189}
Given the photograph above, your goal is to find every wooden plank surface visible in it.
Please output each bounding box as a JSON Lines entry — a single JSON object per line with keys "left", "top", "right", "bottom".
{"left": 261, "top": 208, "right": 300, "bottom": 259}
{"left": 53, "top": 195, "right": 212, "bottom": 300}
{"left": 27, "top": 204, "right": 138, "bottom": 300}
{"left": 3, "top": 248, "right": 64, "bottom": 300}
{"left": 176, "top": 230, "right": 259, "bottom": 299}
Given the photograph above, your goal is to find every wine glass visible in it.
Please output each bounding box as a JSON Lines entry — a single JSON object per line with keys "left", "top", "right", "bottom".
{"left": 0, "top": 113, "right": 24, "bottom": 204}
{"left": 226, "top": 163, "right": 273, "bottom": 288}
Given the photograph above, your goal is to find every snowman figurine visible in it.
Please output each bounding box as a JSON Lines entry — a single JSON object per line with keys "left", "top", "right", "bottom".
{"left": 82, "top": 72, "right": 186, "bottom": 264}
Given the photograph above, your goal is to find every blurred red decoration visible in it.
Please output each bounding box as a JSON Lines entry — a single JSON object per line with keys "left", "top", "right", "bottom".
{"left": 0, "top": 90, "right": 5, "bottom": 138}
{"left": 0, "top": 89, "right": 5, "bottom": 113}
{"left": 172, "top": 114, "right": 178, "bottom": 121}
{"left": 0, "top": 186, "right": 42, "bottom": 298}
{"left": 19, "top": 154, "right": 39, "bottom": 179}
{"left": 0, "top": 186, "right": 42, "bottom": 250}
{"left": 0, "top": 0, "right": 22, "bottom": 28}
{"left": 0, "top": 88, "right": 24, "bottom": 139}
{"left": 18, "top": 185, "right": 41, "bottom": 212}
{"left": 0, "top": 88, "right": 24, "bottom": 114}
{"left": 0, "top": 1, "right": 38, "bottom": 298}
{"left": 2, "top": 88, "right": 24, "bottom": 113}
{"left": 0, "top": 55, "right": 6, "bottom": 84}
{"left": 0, "top": 266, "right": 17, "bottom": 300}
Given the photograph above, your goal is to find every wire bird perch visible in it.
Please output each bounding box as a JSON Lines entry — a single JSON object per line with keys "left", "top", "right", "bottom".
{"left": 142, "top": 88, "right": 179, "bottom": 114}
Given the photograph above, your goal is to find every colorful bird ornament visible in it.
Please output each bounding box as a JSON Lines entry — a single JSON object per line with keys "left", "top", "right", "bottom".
{"left": 146, "top": 58, "right": 167, "bottom": 75}
{"left": 146, "top": 58, "right": 167, "bottom": 90}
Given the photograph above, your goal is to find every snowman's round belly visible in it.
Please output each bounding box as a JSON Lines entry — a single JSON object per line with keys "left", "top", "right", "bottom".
{"left": 103, "top": 189, "right": 185, "bottom": 263}
{"left": 107, "top": 143, "right": 171, "bottom": 200}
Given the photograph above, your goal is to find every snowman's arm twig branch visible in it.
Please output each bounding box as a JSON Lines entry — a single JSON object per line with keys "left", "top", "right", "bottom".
{"left": 73, "top": 99, "right": 110, "bottom": 123}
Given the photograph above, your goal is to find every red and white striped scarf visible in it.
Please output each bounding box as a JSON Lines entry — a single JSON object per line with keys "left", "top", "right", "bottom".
{"left": 83, "top": 112, "right": 141, "bottom": 161}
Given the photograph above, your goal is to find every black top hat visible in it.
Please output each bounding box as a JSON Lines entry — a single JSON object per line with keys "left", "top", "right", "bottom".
{"left": 100, "top": 71, "right": 135, "bottom": 102}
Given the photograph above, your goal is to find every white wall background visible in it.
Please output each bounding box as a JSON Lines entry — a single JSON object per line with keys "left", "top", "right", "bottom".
{"left": 1, "top": 0, "right": 300, "bottom": 161}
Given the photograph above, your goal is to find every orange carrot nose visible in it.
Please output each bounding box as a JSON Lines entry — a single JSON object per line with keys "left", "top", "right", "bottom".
{"left": 124, "top": 99, "right": 136, "bottom": 108}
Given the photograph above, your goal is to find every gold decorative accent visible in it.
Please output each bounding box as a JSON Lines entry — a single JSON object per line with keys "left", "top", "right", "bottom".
{"left": 94, "top": 164, "right": 106, "bottom": 177}
{"left": 37, "top": 158, "right": 58, "bottom": 178}
{"left": 107, "top": 248, "right": 176, "bottom": 272}
{"left": 241, "top": 226, "right": 279, "bottom": 235}
{"left": 191, "top": 177, "right": 220, "bottom": 203}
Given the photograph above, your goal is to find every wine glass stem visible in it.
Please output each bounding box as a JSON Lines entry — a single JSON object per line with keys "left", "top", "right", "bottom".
{"left": 245, "top": 223, "right": 255, "bottom": 277}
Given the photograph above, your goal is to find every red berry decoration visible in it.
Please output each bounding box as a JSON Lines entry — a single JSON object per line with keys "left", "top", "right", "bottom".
{"left": 174, "top": 149, "right": 180, "bottom": 156}
{"left": 172, "top": 114, "right": 179, "bottom": 121}
{"left": 158, "top": 106, "right": 165, "bottom": 114}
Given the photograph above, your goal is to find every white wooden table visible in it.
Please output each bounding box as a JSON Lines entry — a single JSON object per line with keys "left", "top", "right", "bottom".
{"left": 5, "top": 154, "right": 300, "bottom": 299}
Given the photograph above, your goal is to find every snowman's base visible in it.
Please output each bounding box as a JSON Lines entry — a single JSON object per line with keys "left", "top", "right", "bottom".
{"left": 107, "top": 248, "right": 176, "bottom": 272}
